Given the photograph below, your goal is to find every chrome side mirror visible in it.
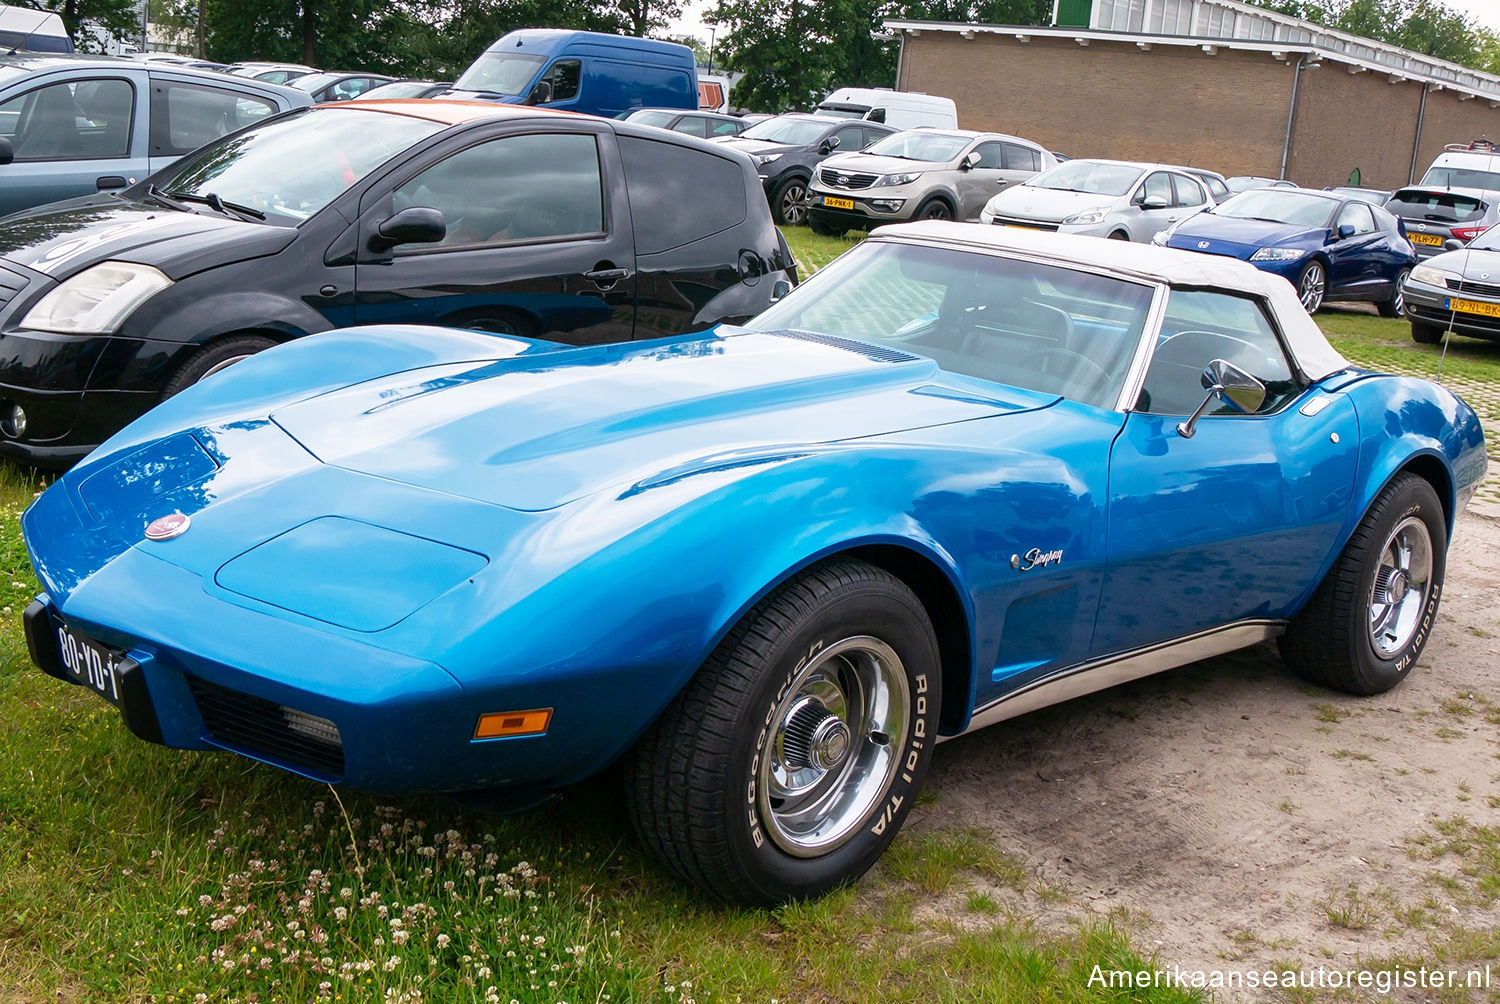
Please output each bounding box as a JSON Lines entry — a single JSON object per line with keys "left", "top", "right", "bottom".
{"left": 1176, "top": 359, "right": 1266, "bottom": 438}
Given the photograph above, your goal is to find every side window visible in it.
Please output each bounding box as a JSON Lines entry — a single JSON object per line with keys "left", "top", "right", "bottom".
{"left": 150, "top": 81, "right": 276, "bottom": 157}
{"left": 831, "top": 126, "right": 863, "bottom": 153}
{"left": 1336, "top": 201, "right": 1376, "bottom": 234}
{"left": 1, "top": 78, "right": 134, "bottom": 160}
{"left": 1137, "top": 171, "right": 1172, "bottom": 206}
{"left": 540, "top": 60, "right": 581, "bottom": 103}
{"left": 866, "top": 107, "right": 886, "bottom": 123}
{"left": 331, "top": 77, "right": 375, "bottom": 101}
{"left": 1001, "top": 142, "right": 1039, "bottom": 171}
{"left": 1138, "top": 290, "right": 1302, "bottom": 416}
{"left": 391, "top": 132, "right": 603, "bottom": 249}
{"left": 618, "top": 135, "right": 747, "bottom": 254}
{"left": 670, "top": 116, "right": 708, "bottom": 138}
{"left": 971, "top": 141, "right": 1003, "bottom": 169}
{"left": 710, "top": 118, "right": 742, "bottom": 137}
{"left": 1204, "top": 175, "right": 1230, "bottom": 201}
{"left": 1172, "top": 175, "right": 1206, "bottom": 207}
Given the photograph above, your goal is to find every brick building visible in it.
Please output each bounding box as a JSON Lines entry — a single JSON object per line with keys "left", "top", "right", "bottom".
{"left": 886, "top": 0, "right": 1500, "bottom": 189}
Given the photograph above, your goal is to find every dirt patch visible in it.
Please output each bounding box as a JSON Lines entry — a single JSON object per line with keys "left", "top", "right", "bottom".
{"left": 905, "top": 508, "right": 1500, "bottom": 996}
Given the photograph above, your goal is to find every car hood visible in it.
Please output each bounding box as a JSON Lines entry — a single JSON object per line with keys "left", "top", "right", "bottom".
{"left": 1424, "top": 246, "right": 1500, "bottom": 277}
{"left": 716, "top": 138, "right": 799, "bottom": 156}
{"left": 984, "top": 186, "right": 1118, "bottom": 221}
{"left": 1167, "top": 213, "right": 1325, "bottom": 259}
{"left": 271, "top": 329, "right": 1055, "bottom": 512}
{"left": 0, "top": 196, "right": 297, "bottom": 280}
{"left": 819, "top": 152, "right": 948, "bottom": 176}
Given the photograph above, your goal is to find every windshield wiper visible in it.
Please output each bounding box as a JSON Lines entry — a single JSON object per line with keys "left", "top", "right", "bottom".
{"left": 145, "top": 184, "right": 197, "bottom": 213}
{"left": 165, "top": 190, "right": 266, "bottom": 222}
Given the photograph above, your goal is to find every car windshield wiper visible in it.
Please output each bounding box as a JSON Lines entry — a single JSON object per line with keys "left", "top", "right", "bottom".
{"left": 145, "top": 184, "right": 197, "bottom": 213}
{"left": 165, "top": 190, "right": 266, "bottom": 222}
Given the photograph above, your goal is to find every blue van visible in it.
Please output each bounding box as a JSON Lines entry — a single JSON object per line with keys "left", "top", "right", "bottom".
{"left": 449, "top": 30, "right": 696, "bottom": 119}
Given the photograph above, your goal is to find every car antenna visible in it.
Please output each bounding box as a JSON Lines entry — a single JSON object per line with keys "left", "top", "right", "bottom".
{"left": 1434, "top": 245, "right": 1472, "bottom": 384}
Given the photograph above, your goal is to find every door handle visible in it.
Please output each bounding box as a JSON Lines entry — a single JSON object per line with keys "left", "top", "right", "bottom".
{"left": 585, "top": 266, "right": 631, "bottom": 288}
{"left": 96, "top": 176, "right": 127, "bottom": 190}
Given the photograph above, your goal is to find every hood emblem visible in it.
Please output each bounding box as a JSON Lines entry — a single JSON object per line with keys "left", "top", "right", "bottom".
{"left": 144, "top": 512, "right": 191, "bottom": 541}
{"left": 1482, "top": 272, "right": 1491, "bottom": 280}
{"left": 1198, "top": 240, "right": 1210, "bottom": 249}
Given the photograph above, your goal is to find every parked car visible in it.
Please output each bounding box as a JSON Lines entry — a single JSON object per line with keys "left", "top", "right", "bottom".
{"left": 716, "top": 113, "right": 898, "bottom": 225}
{"left": 20, "top": 222, "right": 1485, "bottom": 906}
{"left": 226, "top": 63, "right": 317, "bottom": 85}
{"left": 449, "top": 30, "right": 697, "bottom": 119}
{"left": 1157, "top": 187, "right": 1415, "bottom": 314}
{"left": 622, "top": 107, "right": 747, "bottom": 138}
{"left": 1185, "top": 167, "right": 1231, "bottom": 203}
{"left": 1385, "top": 185, "right": 1498, "bottom": 259}
{"left": 291, "top": 71, "right": 394, "bottom": 103}
{"left": 0, "top": 100, "right": 795, "bottom": 465}
{"left": 0, "top": 5, "right": 70, "bottom": 53}
{"left": 1225, "top": 175, "right": 1296, "bottom": 194}
{"left": 807, "top": 128, "right": 1055, "bottom": 234}
{"left": 814, "top": 87, "right": 958, "bottom": 130}
{"left": 979, "top": 158, "right": 1215, "bottom": 242}
{"left": 1327, "top": 185, "right": 1392, "bottom": 207}
{"left": 0, "top": 54, "right": 312, "bottom": 217}
{"left": 1403, "top": 225, "right": 1500, "bottom": 344}
{"left": 1419, "top": 141, "right": 1500, "bottom": 194}
{"left": 359, "top": 79, "right": 453, "bottom": 101}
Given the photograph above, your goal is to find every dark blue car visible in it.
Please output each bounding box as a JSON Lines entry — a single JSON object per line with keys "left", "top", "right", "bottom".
{"left": 1158, "top": 188, "right": 1415, "bottom": 314}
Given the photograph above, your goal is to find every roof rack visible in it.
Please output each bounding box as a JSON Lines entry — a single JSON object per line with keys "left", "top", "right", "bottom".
{"left": 1445, "top": 139, "right": 1495, "bottom": 152}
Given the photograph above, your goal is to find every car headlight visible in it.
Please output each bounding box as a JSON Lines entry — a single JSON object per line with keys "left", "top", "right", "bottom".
{"left": 752, "top": 153, "right": 782, "bottom": 168}
{"left": 22, "top": 262, "right": 172, "bottom": 334}
{"left": 875, "top": 172, "right": 922, "bottom": 187}
{"left": 1061, "top": 210, "right": 1107, "bottom": 226}
{"left": 1409, "top": 264, "right": 1452, "bottom": 287}
{"left": 1249, "top": 247, "right": 1306, "bottom": 262}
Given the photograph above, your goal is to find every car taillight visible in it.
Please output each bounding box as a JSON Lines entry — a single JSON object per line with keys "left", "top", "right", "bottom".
{"left": 1449, "top": 225, "right": 1484, "bottom": 242}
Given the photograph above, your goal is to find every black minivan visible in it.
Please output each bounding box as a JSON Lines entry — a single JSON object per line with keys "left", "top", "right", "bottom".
{"left": 0, "top": 101, "right": 796, "bottom": 465}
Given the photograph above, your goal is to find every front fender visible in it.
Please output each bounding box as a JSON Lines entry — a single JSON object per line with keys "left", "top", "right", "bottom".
{"left": 128, "top": 287, "right": 335, "bottom": 346}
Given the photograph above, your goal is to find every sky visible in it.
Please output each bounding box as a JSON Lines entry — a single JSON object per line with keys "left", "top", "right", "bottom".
{"left": 671, "top": 0, "right": 1500, "bottom": 46}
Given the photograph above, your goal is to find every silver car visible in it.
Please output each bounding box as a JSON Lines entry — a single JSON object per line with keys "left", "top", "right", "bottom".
{"left": 978, "top": 159, "right": 1214, "bottom": 242}
{"left": 1403, "top": 225, "right": 1500, "bottom": 344}
{"left": 1386, "top": 185, "right": 1500, "bottom": 260}
{"left": 806, "top": 129, "right": 1055, "bottom": 235}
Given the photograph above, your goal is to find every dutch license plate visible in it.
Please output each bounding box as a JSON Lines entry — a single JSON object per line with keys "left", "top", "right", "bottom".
{"left": 1445, "top": 297, "right": 1500, "bottom": 318}
{"left": 55, "top": 622, "right": 124, "bottom": 706}
{"left": 820, "top": 196, "right": 854, "bottom": 210}
{"left": 1410, "top": 233, "right": 1444, "bottom": 247}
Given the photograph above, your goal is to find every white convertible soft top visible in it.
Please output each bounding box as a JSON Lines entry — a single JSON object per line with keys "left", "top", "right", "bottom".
{"left": 878, "top": 221, "right": 1351, "bottom": 382}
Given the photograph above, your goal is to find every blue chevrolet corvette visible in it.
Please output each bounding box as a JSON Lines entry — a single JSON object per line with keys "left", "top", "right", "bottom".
{"left": 1158, "top": 187, "right": 1416, "bottom": 314}
{"left": 21, "top": 223, "right": 1486, "bottom": 905}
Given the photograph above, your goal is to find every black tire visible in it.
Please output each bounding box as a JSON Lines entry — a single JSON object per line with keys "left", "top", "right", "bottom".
{"left": 162, "top": 334, "right": 277, "bottom": 398}
{"left": 915, "top": 197, "right": 953, "bottom": 221}
{"left": 1297, "top": 259, "right": 1326, "bottom": 313}
{"left": 807, "top": 214, "right": 845, "bottom": 237}
{"left": 625, "top": 559, "right": 941, "bottom": 905}
{"left": 1107, "top": 230, "right": 1130, "bottom": 241}
{"left": 1411, "top": 321, "right": 1444, "bottom": 344}
{"left": 1279, "top": 473, "right": 1446, "bottom": 696}
{"left": 1376, "top": 267, "right": 1409, "bottom": 318}
{"left": 771, "top": 177, "right": 810, "bottom": 226}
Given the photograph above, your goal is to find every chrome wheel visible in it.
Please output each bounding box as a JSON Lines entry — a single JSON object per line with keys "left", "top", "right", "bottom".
{"left": 757, "top": 636, "right": 909, "bottom": 857}
{"left": 1367, "top": 515, "right": 1433, "bottom": 657}
{"left": 1299, "top": 261, "right": 1326, "bottom": 312}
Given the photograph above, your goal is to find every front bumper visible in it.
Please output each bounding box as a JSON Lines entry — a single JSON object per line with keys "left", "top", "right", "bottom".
{"left": 1404, "top": 279, "right": 1500, "bottom": 341}
{"left": 807, "top": 189, "right": 918, "bottom": 227}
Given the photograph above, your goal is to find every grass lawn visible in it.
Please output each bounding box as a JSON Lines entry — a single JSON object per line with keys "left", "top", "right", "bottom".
{"left": 3, "top": 224, "right": 1497, "bottom": 1003}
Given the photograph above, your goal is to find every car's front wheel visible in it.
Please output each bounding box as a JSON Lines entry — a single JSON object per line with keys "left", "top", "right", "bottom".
{"left": 626, "top": 559, "right": 940, "bottom": 905}
{"left": 1280, "top": 473, "right": 1446, "bottom": 695}
{"left": 1377, "top": 267, "right": 1409, "bottom": 318}
{"left": 162, "top": 334, "right": 278, "bottom": 398}
{"left": 772, "top": 177, "right": 810, "bottom": 226}
{"left": 807, "top": 214, "right": 845, "bottom": 237}
{"left": 1411, "top": 321, "right": 1445, "bottom": 344}
{"left": 1297, "top": 259, "right": 1326, "bottom": 313}
{"left": 915, "top": 198, "right": 953, "bottom": 221}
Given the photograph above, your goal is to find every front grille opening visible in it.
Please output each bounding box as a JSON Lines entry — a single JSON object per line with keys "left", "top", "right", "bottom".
{"left": 188, "top": 676, "right": 345, "bottom": 777}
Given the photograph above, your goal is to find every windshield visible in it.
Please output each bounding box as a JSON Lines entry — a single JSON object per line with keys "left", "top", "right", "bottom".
{"left": 1212, "top": 190, "right": 1338, "bottom": 228}
{"left": 745, "top": 241, "right": 1154, "bottom": 410}
{"left": 292, "top": 72, "right": 340, "bottom": 93}
{"left": 739, "top": 117, "right": 829, "bottom": 145}
{"left": 454, "top": 51, "right": 545, "bottom": 95}
{"left": 1421, "top": 165, "right": 1500, "bottom": 194}
{"left": 864, "top": 132, "right": 969, "bottom": 163}
{"left": 1470, "top": 226, "right": 1500, "bottom": 251}
{"left": 625, "top": 109, "right": 676, "bottom": 127}
{"left": 1029, "top": 161, "right": 1143, "bottom": 196}
{"left": 153, "top": 107, "right": 444, "bottom": 225}
{"left": 1388, "top": 189, "right": 1487, "bottom": 223}
{"left": 362, "top": 81, "right": 435, "bottom": 100}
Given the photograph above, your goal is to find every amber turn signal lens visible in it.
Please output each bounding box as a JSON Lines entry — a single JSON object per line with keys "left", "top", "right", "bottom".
{"left": 473, "top": 708, "right": 553, "bottom": 740}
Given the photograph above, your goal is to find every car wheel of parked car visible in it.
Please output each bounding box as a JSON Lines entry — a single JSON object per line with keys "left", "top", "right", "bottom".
{"left": 1377, "top": 268, "right": 1409, "bottom": 319}
{"left": 916, "top": 198, "right": 952, "bottom": 222}
{"left": 162, "top": 335, "right": 279, "bottom": 397}
{"left": 1411, "top": 321, "right": 1445, "bottom": 344}
{"left": 1108, "top": 230, "right": 1130, "bottom": 241}
{"left": 807, "top": 215, "right": 845, "bottom": 237}
{"left": 1279, "top": 473, "right": 1445, "bottom": 696}
{"left": 773, "top": 178, "right": 810, "bottom": 227}
{"left": 1297, "top": 260, "right": 1326, "bottom": 313}
{"left": 625, "top": 558, "right": 940, "bottom": 905}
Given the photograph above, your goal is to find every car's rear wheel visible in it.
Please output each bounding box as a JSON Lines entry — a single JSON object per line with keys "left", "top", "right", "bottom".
{"left": 1297, "top": 260, "right": 1326, "bottom": 313}
{"left": 807, "top": 215, "right": 845, "bottom": 237}
{"left": 1108, "top": 230, "right": 1130, "bottom": 241}
{"left": 1411, "top": 321, "right": 1444, "bottom": 344}
{"left": 1280, "top": 473, "right": 1446, "bottom": 695}
{"left": 626, "top": 559, "right": 940, "bottom": 905}
{"left": 162, "top": 334, "right": 278, "bottom": 397}
{"left": 772, "top": 177, "right": 810, "bottom": 226}
{"left": 1377, "top": 267, "right": 1409, "bottom": 318}
{"left": 916, "top": 198, "right": 953, "bottom": 221}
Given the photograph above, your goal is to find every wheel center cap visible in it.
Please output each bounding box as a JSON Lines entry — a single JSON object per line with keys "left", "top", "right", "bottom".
{"left": 809, "top": 718, "right": 851, "bottom": 770}
{"left": 1386, "top": 569, "right": 1408, "bottom": 601}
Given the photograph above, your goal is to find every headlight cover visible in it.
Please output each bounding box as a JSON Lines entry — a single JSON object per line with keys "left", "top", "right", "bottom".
{"left": 1409, "top": 264, "right": 1452, "bottom": 287}
{"left": 752, "top": 153, "right": 782, "bottom": 168}
{"left": 23, "top": 262, "right": 172, "bottom": 334}
{"left": 876, "top": 172, "right": 922, "bottom": 187}
{"left": 1062, "top": 210, "right": 1107, "bottom": 226}
{"left": 1250, "top": 247, "right": 1306, "bottom": 262}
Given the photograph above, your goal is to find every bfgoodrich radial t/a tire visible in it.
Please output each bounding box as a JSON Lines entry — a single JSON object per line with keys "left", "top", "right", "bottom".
{"left": 1280, "top": 473, "right": 1446, "bottom": 696}
{"left": 625, "top": 559, "right": 941, "bottom": 905}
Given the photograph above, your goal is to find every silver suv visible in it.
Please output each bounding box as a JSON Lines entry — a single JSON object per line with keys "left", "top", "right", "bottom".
{"left": 806, "top": 129, "right": 1054, "bottom": 236}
